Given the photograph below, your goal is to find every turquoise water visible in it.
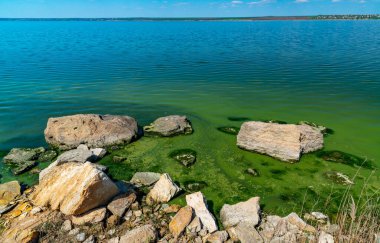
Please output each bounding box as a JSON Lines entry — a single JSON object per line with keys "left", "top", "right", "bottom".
{"left": 0, "top": 21, "right": 379, "bottom": 215}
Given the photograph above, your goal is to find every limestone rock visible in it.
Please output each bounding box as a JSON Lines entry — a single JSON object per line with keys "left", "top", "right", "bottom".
{"left": 12, "top": 160, "right": 37, "bottom": 175}
{"left": 31, "top": 162, "right": 119, "bottom": 215}
{"left": 107, "top": 193, "right": 137, "bottom": 217}
{"left": 56, "top": 145, "right": 96, "bottom": 164}
{"left": 1, "top": 210, "right": 57, "bottom": 243}
{"left": 3, "top": 147, "right": 45, "bottom": 164}
{"left": 227, "top": 223, "right": 263, "bottom": 243}
{"left": 0, "top": 181, "right": 21, "bottom": 208}
{"left": 186, "top": 191, "right": 218, "bottom": 233}
{"left": 130, "top": 172, "right": 161, "bottom": 186}
{"left": 119, "top": 224, "right": 157, "bottom": 243}
{"left": 318, "top": 231, "right": 334, "bottom": 243}
{"left": 72, "top": 207, "right": 107, "bottom": 225}
{"left": 206, "top": 230, "right": 229, "bottom": 243}
{"left": 144, "top": 115, "right": 192, "bottom": 137}
{"left": 169, "top": 206, "right": 194, "bottom": 238}
{"left": 38, "top": 150, "right": 57, "bottom": 162}
{"left": 146, "top": 173, "right": 181, "bottom": 205}
{"left": 285, "top": 212, "right": 316, "bottom": 233}
{"left": 44, "top": 114, "right": 138, "bottom": 150}
{"left": 237, "top": 121, "right": 323, "bottom": 162}
{"left": 61, "top": 219, "right": 73, "bottom": 231}
{"left": 187, "top": 216, "right": 202, "bottom": 233}
{"left": 220, "top": 197, "right": 260, "bottom": 228}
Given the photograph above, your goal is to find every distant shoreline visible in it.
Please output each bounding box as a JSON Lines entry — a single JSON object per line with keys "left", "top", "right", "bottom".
{"left": 0, "top": 15, "right": 380, "bottom": 22}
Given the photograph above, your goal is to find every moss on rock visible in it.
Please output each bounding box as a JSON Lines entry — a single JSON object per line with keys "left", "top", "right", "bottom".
{"left": 169, "top": 149, "right": 197, "bottom": 167}
{"left": 217, "top": 126, "right": 240, "bottom": 135}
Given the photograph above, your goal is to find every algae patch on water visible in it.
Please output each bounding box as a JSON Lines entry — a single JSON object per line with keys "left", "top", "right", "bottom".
{"left": 316, "top": 150, "right": 375, "bottom": 169}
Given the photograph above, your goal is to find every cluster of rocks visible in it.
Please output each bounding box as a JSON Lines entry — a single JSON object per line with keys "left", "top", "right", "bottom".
{"left": 0, "top": 169, "right": 338, "bottom": 243}
{"left": 0, "top": 113, "right": 358, "bottom": 243}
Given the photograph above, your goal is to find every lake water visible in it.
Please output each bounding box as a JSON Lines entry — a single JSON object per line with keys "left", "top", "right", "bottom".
{"left": 0, "top": 20, "right": 379, "bottom": 216}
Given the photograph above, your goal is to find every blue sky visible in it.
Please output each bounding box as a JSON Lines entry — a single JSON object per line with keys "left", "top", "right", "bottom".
{"left": 0, "top": 0, "right": 379, "bottom": 18}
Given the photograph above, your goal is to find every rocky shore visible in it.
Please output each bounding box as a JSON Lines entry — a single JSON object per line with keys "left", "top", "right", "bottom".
{"left": 0, "top": 114, "right": 375, "bottom": 242}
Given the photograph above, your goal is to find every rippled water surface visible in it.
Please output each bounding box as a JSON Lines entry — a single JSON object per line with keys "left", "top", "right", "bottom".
{"left": 0, "top": 21, "right": 379, "bottom": 215}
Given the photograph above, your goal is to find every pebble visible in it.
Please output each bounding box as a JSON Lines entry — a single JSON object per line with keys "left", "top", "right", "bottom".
{"left": 76, "top": 232, "right": 86, "bottom": 242}
{"left": 68, "top": 228, "right": 79, "bottom": 235}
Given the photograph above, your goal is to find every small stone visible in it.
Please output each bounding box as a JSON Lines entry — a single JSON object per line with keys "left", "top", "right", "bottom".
{"left": 68, "top": 228, "right": 80, "bottom": 235}
{"left": 146, "top": 174, "right": 181, "bottom": 205}
{"left": 76, "top": 232, "right": 86, "bottom": 242}
{"left": 0, "top": 181, "right": 21, "bottom": 207}
{"left": 72, "top": 207, "right": 107, "bottom": 225}
{"left": 61, "top": 219, "right": 73, "bottom": 231}
{"left": 108, "top": 237, "right": 119, "bottom": 243}
{"left": 227, "top": 223, "right": 263, "bottom": 243}
{"left": 119, "top": 224, "right": 157, "bottom": 243}
{"left": 83, "top": 235, "right": 95, "bottom": 243}
{"left": 30, "top": 207, "right": 42, "bottom": 215}
{"left": 107, "top": 193, "right": 137, "bottom": 217}
{"left": 169, "top": 206, "right": 194, "bottom": 238}
{"left": 206, "top": 230, "right": 229, "bottom": 243}
{"left": 246, "top": 168, "right": 260, "bottom": 177}
{"left": 113, "top": 156, "right": 127, "bottom": 163}
{"left": 90, "top": 148, "right": 107, "bottom": 158}
{"left": 163, "top": 204, "right": 181, "bottom": 214}
{"left": 108, "top": 228, "right": 116, "bottom": 235}
{"left": 134, "top": 210, "right": 142, "bottom": 217}
{"left": 187, "top": 216, "right": 202, "bottom": 233}
{"left": 169, "top": 149, "right": 197, "bottom": 167}
{"left": 130, "top": 172, "right": 161, "bottom": 186}
{"left": 199, "top": 228, "right": 208, "bottom": 237}
{"left": 318, "top": 231, "right": 334, "bottom": 243}
{"left": 107, "top": 215, "right": 120, "bottom": 227}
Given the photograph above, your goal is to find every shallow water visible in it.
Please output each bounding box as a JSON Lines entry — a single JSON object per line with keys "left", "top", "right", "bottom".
{"left": 0, "top": 20, "right": 379, "bottom": 216}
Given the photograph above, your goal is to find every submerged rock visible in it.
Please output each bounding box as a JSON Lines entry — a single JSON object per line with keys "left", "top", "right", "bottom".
{"left": 169, "top": 149, "right": 197, "bottom": 167}
{"left": 324, "top": 171, "right": 354, "bottom": 185}
{"left": 12, "top": 160, "right": 37, "bottom": 175}
{"left": 298, "top": 121, "right": 334, "bottom": 135}
{"left": 246, "top": 168, "right": 260, "bottom": 177}
{"left": 3, "top": 147, "right": 45, "bottom": 164}
{"left": 227, "top": 117, "right": 250, "bottom": 121}
{"left": 130, "top": 172, "right": 161, "bottom": 186}
{"left": 316, "top": 150, "right": 374, "bottom": 169}
{"left": 184, "top": 181, "right": 208, "bottom": 192}
{"left": 237, "top": 121, "right": 324, "bottom": 162}
{"left": 217, "top": 126, "right": 240, "bottom": 135}
{"left": 146, "top": 173, "right": 181, "bottom": 205}
{"left": 44, "top": 114, "right": 138, "bottom": 150}
{"left": 143, "top": 115, "right": 193, "bottom": 137}
{"left": 113, "top": 155, "right": 127, "bottom": 163}
{"left": 31, "top": 162, "right": 119, "bottom": 215}
{"left": 37, "top": 150, "right": 58, "bottom": 162}
{"left": 186, "top": 191, "right": 218, "bottom": 233}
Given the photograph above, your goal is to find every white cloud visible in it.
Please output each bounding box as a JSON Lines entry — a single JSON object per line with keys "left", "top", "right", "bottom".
{"left": 331, "top": 0, "right": 341, "bottom": 2}
{"left": 231, "top": 0, "right": 244, "bottom": 4}
{"left": 247, "top": 0, "right": 275, "bottom": 5}
{"left": 294, "top": 0, "right": 309, "bottom": 3}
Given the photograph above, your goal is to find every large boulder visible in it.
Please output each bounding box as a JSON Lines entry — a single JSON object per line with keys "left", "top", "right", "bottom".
{"left": 146, "top": 173, "right": 181, "bottom": 205}
{"left": 220, "top": 197, "right": 261, "bottom": 228}
{"left": 143, "top": 115, "right": 193, "bottom": 137}
{"left": 31, "top": 162, "right": 119, "bottom": 215}
{"left": 186, "top": 191, "right": 218, "bottom": 233}
{"left": 44, "top": 114, "right": 138, "bottom": 150}
{"left": 237, "top": 121, "right": 323, "bottom": 162}
{"left": 0, "top": 181, "right": 21, "bottom": 208}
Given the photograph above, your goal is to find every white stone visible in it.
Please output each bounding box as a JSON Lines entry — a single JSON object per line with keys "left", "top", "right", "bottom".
{"left": 186, "top": 191, "right": 218, "bottom": 233}
{"left": 146, "top": 173, "right": 181, "bottom": 204}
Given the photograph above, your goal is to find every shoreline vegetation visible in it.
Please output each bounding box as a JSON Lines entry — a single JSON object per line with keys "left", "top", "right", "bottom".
{"left": 0, "top": 114, "right": 379, "bottom": 242}
{"left": 1, "top": 15, "right": 380, "bottom": 22}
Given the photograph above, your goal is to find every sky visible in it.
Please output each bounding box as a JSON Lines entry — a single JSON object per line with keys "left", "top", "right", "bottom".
{"left": 0, "top": 0, "right": 379, "bottom": 18}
